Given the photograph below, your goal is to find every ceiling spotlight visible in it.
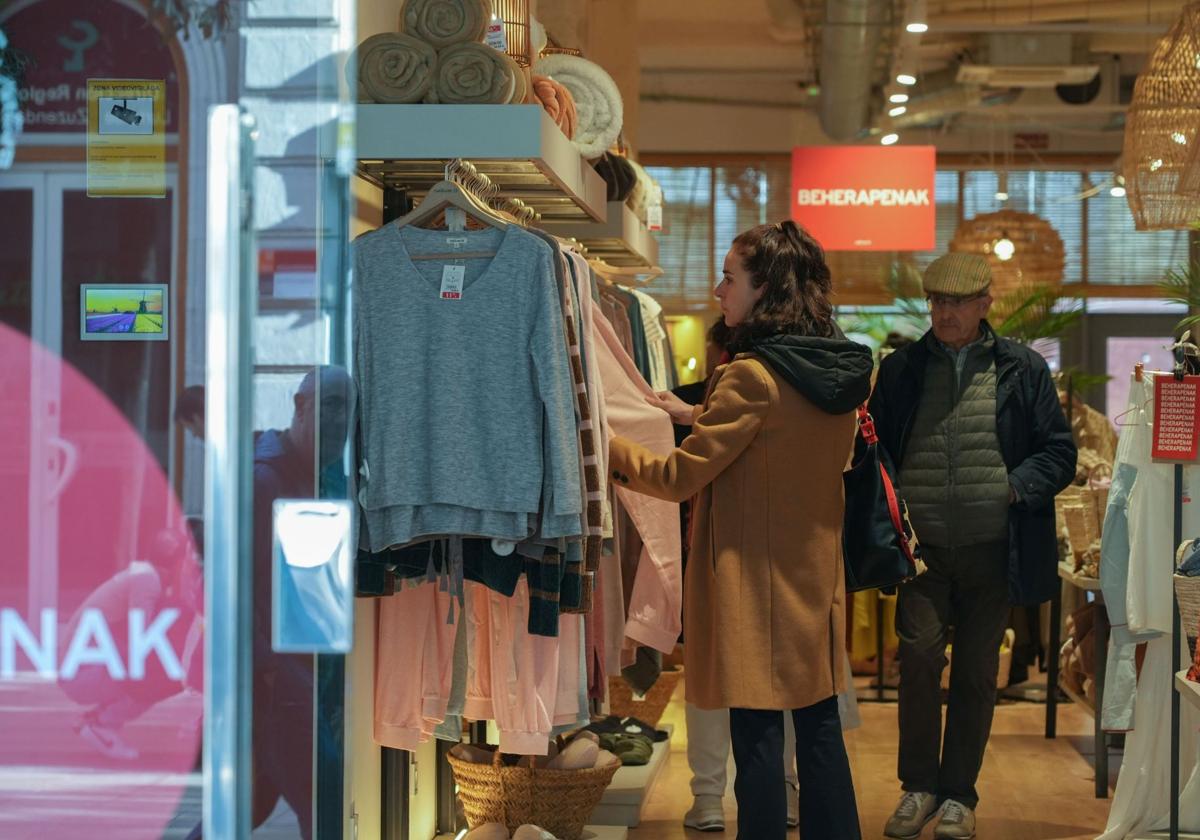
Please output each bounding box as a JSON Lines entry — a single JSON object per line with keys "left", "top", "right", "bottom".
{"left": 881, "top": 133, "right": 900, "bottom": 146}
{"left": 992, "top": 235, "right": 1016, "bottom": 262}
{"left": 995, "top": 191, "right": 1009, "bottom": 202}
{"left": 1111, "top": 185, "right": 1127, "bottom": 198}
{"left": 889, "top": 93, "right": 909, "bottom": 104}
{"left": 889, "top": 105, "right": 907, "bottom": 117}
{"left": 1173, "top": 132, "right": 1189, "bottom": 145}
{"left": 906, "top": 22, "right": 929, "bottom": 33}
{"left": 897, "top": 74, "right": 917, "bottom": 86}
{"left": 1151, "top": 158, "right": 1164, "bottom": 171}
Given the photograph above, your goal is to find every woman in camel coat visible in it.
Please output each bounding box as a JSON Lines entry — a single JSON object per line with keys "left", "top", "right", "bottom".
{"left": 609, "top": 220, "right": 873, "bottom": 840}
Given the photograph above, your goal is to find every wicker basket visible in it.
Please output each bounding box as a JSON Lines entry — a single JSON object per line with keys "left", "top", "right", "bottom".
{"left": 1176, "top": 574, "right": 1200, "bottom": 662}
{"left": 607, "top": 667, "right": 682, "bottom": 727}
{"left": 447, "top": 743, "right": 620, "bottom": 840}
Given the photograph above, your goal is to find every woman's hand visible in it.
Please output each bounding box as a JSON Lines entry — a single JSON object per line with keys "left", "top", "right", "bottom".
{"left": 646, "top": 390, "right": 696, "bottom": 425}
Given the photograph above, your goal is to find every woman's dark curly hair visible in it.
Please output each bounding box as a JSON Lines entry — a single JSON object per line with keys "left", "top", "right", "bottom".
{"left": 727, "top": 220, "right": 835, "bottom": 352}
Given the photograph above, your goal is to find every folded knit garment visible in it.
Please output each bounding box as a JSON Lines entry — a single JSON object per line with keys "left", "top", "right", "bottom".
{"left": 536, "top": 54, "right": 623, "bottom": 159}
{"left": 592, "top": 152, "right": 637, "bottom": 202}
{"left": 532, "top": 73, "right": 577, "bottom": 138}
{"left": 428, "top": 41, "right": 517, "bottom": 104}
{"left": 400, "top": 0, "right": 491, "bottom": 48}
{"left": 352, "top": 32, "right": 438, "bottom": 104}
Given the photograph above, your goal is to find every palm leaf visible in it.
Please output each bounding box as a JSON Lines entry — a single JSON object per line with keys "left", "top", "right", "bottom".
{"left": 1158, "top": 262, "right": 1200, "bottom": 334}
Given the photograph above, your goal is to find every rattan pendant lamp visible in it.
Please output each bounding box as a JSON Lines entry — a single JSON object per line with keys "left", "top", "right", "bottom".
{"left": 949, "top": 209, "right": 1065, "bottom": 298}
{"left": 1123, "top": 1, "right": 1200, "bottom": 229}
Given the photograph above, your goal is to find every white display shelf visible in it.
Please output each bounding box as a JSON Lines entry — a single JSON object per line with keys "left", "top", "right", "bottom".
{"left": 543, "top": 202, "right": 661, "bottom": 269}
{"left": 1178, "top": 669, "right": 1200, "bottom": 713}
{"left": 356, "top": 104, "right": 608, "bottom": 222}
{"left": 589, "top": 723, "right": 673, "bottom": 828}
{"left": 1059, "top": 561, "right": 1103, "bottom": 592}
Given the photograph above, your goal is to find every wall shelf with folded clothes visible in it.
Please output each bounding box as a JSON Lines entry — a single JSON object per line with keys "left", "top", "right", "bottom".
{"left": 542, "top": 202, "right": 661, "bottom": 271}
{"left": 356, "top": 104, "right": 608, "bottom": 222}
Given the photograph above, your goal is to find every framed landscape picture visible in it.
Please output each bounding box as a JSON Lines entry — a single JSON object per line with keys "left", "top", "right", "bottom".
{"left": 80, "top": 284, "right": 169, "bottom": 342}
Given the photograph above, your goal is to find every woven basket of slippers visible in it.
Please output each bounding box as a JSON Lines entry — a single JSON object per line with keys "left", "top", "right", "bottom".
{"left": 607, "top": 667, "right": 681, "bottom": 727}
{"left": 447, "top": 735, "right": 620, "bottom": 840}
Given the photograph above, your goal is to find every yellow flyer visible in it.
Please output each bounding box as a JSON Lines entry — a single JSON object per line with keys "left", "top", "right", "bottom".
{"left": 86, "top": 79, "right": 166, "bottom": 198}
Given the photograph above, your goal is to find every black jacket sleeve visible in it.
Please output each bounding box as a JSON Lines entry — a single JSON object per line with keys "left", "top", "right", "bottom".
{"left": 1008, "top": 356, "right": 1077, "bottom": 510}
{"left": 861, "top": 354, "right": 900, "bottom": 466}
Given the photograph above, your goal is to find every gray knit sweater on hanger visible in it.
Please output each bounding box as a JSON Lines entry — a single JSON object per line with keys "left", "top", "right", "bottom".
{"left": 352, "top": 222, "right": 583, "bottom": 551}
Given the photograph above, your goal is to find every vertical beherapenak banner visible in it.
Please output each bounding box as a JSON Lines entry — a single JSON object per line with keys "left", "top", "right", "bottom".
{"left": 1152, "top": 374, "right": 1200, "bottom": 462}
{"left": 791, "top": 146, "right": 937, "bottom": 251}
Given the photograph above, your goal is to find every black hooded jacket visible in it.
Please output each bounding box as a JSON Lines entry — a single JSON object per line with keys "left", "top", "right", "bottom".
{"left": 747, "top": 333, "right": 875, "bottom": 416}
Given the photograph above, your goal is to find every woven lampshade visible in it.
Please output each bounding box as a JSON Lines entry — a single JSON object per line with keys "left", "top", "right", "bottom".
{"left": 949, "top": 209, "right": 1065, "bottom": 298}
{"left": 493, "top": 0, "right": 532, "bottom": 66}
{"left": 1123, "top": 1, "right": 1200, "bottom": 229}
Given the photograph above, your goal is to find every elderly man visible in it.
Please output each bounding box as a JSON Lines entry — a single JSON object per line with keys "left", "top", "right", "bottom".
{"left": 870, "top": 254, "right": 1076, "bottom": 840}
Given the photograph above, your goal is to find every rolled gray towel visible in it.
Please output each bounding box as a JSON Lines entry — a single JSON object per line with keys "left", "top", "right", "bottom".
{"left": 429, "top": 42, "right": 516, "bottom": 105}
{"left": 400, "top": 0, "right": 491, "bottom": 48}
{"left": 353, "top": 32, "right": 437, "bottom": 103}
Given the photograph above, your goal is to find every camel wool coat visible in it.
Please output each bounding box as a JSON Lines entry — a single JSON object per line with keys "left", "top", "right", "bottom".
{"left": 609, "top": 337, "right": 872, "bottom": 711}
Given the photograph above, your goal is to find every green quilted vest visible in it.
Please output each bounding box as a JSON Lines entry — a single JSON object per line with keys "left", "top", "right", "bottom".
{"left": 898, "top": 335, "right": 1010, "bottom": 548}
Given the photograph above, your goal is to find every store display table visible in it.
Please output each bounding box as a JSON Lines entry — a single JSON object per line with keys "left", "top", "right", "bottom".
{"left": 1046, "top": 562, "right": 1111, "bottom": 799}
{"left": 589, "top": 723, "right": 674, "bottom": 828}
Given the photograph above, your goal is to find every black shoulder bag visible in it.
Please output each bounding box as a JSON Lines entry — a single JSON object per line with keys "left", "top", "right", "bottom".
{"left": 843, "top": 405, "right": 925, "bottom": 592}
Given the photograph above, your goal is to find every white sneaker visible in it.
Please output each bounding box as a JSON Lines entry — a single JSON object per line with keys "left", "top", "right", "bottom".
{"left": 786, "top": 780, "right": 799, "bottom": 829}
{"left": 79, "top": 722, "right": 139, "bottom": 760}
{"left": 684, "top": 794, "right": 725, "bottom": 832}
{"left": 884, "top": 791, "right": 939, "bottom": 839}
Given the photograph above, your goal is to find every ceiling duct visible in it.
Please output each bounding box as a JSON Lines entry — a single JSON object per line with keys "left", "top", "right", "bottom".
{"left": 819, "top": 0, "right": 889, "bottom": 141}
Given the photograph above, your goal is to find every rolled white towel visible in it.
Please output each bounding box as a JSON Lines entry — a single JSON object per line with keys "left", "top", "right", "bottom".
{"left": 428, "top": 41, "right": 517, "bottom": 104}
{"left": 400, "top": 0, "right": 491, "bottom": 48}
{"left": 351, "top": 32, "right": 437, "bottom": 104}
{"left": 536, "top": 54, "right": 623, "bottom": 159}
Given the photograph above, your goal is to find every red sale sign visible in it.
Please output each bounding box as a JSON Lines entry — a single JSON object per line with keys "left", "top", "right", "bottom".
{"left": 791, "top": 146, "right": 936, "bottom": 251}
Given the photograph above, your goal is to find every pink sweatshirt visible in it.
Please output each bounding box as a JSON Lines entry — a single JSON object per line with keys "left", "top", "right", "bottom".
{"left": 593, "top": 310, "right": 683, "bottom": 654}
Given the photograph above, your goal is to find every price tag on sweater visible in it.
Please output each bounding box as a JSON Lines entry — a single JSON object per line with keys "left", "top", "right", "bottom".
{"left": 486, "top": 20, "right": 508, "bottom": 52}
{"left": 440, "top": 265, "right": 465, "bottom": 300}
{"left": 647, "top": 204, "right": 663, "bottom": 231}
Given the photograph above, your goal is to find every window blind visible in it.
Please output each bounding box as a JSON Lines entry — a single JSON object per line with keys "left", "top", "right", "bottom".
{"left": 1086, "top": 172, "right": 1189, "bottom": 285}
{"left": 643, "top": 162, "right": 1185, "bottom": 313}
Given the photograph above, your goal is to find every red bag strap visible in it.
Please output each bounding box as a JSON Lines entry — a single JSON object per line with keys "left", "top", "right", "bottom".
{"left": 856, "top": 404, "right": 879, "bottom": 445}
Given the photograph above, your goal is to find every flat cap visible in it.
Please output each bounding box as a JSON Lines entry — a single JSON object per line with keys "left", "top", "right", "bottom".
{"left": 922, "top": 253, "right": 992, "bottom": 298}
